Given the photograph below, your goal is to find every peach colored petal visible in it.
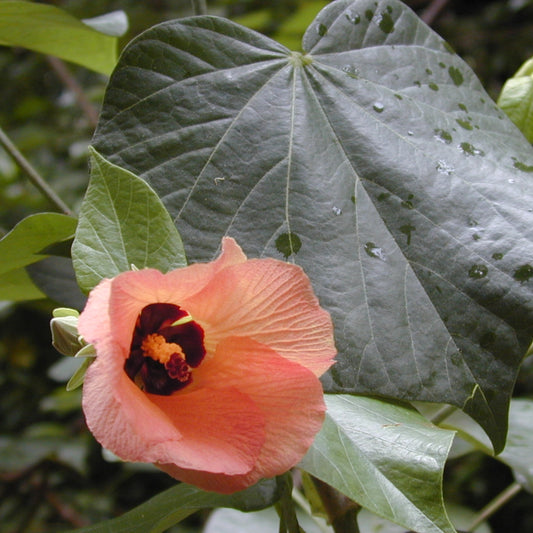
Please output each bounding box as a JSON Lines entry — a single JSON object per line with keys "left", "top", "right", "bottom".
{"left": 82, "top": 340, "right": 183, "bottom": 462}
{"left": 83, "top": 336, "right": 265, "bottom": 473}
{"left": 165, "top": 336, "right": 326, "bottom": 493}
{"left": 78, "top": 237, "right": 334, "bottom": 494}
{"left": 182, "top": 259, "right": 336, "bottom": 375}
{"left": 77, "top": 278, "right": 113, "bottom": 346}
{"left": 94, "top": 237, "right": 248, "bottom": 353}
{"left": 150, "top": 387, "right": 265, "bottom": 475}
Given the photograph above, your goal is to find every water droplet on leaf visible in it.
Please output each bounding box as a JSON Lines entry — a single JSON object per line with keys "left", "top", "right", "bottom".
{"left": 513, "top": 264, "right": 533, "bottom": 283}
{"left": 443, "top": 42, "right": 455, "bottom": 54}
{"left": 468, "top": 264, "right": 488, "bottom": 279}
{"left": 492, "top": 252, "right": 504, "bottom": 260}
{"left": 401, "top": 194, "right": 414, "bottom": 209}
{"left": 434, "top": 129, "right": 452, "bottom": 144}
{"left": 373, "top": 102, "right": 384, "bottom": 113}
{"left": 377, "top": 11, "right": 395, "bottom": 33}
{"left": 332, "top": 206, "right": 342, "bottom": 216}
{"left": 275, "top": 232, "right": 302, "bottom": 259}
{"left": 449, "top": 65, "right": 464, "bottom": 85}
{"left": 459, "top": 142, "right": 484, "bottom": 157}
{"left": 429, "top": 83, "right": 439, "bottom": 91}
{"left": 400, "top": 224, "right": 416, "bottom": 245}
{"left": 318, "top": 23, "right": 328, "bottom": 36}
{"left": 456, "top": 118, "right": 473, "bottom": 130}
{"left": 365, "top": 9, "right": 374, "bottom": 21}
{"left": 345, "top": 12, "right": 361, "bottom": 24}
{"left": 512, "top": 159, "right": 533, "bottom": 172}
{"left": 436, "top": 160, "right": 454, "bottom": 175}
{"left": 364, "top": 242, "right": 386, "bottom": 260}
{"left": 342, "top": 65, "right": 359, "bottom": 78}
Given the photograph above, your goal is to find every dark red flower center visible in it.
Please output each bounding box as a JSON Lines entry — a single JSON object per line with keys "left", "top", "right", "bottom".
{"left": 124, "top": 303, "right": 206, "bottom": 395}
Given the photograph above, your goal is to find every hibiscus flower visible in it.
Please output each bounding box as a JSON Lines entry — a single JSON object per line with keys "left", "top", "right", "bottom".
{"left": 78, "top": 237, "right": 335, "bottom": 493}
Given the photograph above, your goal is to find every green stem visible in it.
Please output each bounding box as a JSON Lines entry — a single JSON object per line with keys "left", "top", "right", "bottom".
{"left": 46, "top": 56, "right": 99, "bottom": 128}
{"left": 275, "top": 474, "right": 301, "bottom": 533}
{"left": 190, "top": 0, "right": 207, "bottom": 15}
{"left": 0, "top": 125, "right": 72, "bottom": 215}
{"left": 465, "top": 481, "right": 522, "bottom": 532}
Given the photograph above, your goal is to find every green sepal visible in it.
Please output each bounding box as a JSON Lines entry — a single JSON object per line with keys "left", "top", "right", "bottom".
{"left": 66, "top": 358, "right": 94, "bottom": 391}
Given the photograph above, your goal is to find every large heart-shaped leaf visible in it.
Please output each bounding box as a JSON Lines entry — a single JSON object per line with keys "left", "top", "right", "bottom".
{"left": 92, "top": 0, "right": 533, "bottom": 452}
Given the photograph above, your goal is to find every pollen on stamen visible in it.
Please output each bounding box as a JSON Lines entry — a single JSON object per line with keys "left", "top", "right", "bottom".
{"left": 141, "top": 333, "right": 185, "bottom": 365}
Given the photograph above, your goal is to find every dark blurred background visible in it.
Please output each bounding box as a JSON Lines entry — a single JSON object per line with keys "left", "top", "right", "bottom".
{"left": 1, "top": 1, "right": 533, "bottom": 531}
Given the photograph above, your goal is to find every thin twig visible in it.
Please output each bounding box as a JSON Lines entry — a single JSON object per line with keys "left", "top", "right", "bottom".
{"left": 190, "top": 0, "right": 208, "bottom": 16}
{"left": 0, "top": 125, "right": 72, "bottom": 215}
{"left": 276, "top": 474, "right": 301, "bottom": 533}
{"left": 421, "top": 0, "right": 450, "bottom": 26}
{"left": 46, "top": 490, "right": 89, "bottom": 528}
{"left": 46, "top": 56, "right": 99, "bottom": 128}
{"left": 465, "top": 481, "right": 522, "bottom": 532}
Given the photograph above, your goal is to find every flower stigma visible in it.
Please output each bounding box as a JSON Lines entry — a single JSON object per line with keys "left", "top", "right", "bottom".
{"left": 124, "top": 303, "right": 206, "bottom": 395}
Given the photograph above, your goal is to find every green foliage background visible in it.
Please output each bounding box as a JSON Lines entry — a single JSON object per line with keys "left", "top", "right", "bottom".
{"left": 2, "top": 1, "right": 533, "bottom": 532}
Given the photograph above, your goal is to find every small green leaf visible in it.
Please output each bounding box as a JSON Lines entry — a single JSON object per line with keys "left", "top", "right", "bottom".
{"left": 498, "top": 57, "right": 533, "bottom": 143}
{"left": 73, "top": 479, "right": 279, "bottom": 533}
{"left": 0, "top": 1, "right": 121, "bottom": 74}
{"left": 0, "top": 213, "right": 76, "bottom": 301}
{"left": 66, "top": 357, "right": 94, "bottom": 391}
{"left": 72, "top": 149, "right": 187, "bottom": 293}
{"left": 75, "top": 344, "right": 97, "bottom": 358}
{"left": 300, "top": 395, "right": 456, "bottom": 533}
{"left": 0, "top": 213, "right": 77, "bottom": 276}
{"left": 0, "top": 268, "right": 45, "bottom": 301}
